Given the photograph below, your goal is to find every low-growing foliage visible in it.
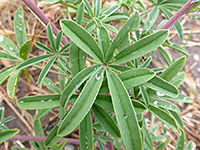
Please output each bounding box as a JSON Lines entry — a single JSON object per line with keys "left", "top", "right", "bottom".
{"left": 0, "top": 0, "right": 199, "bottom": 149}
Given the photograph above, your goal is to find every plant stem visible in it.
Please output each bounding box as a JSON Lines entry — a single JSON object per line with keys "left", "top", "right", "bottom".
{"left": 8, "top": 135, "right": 80, "bottom": 144}
{"left": 22, "top": 0, "right": 68, "bottom": 45}
{"left": 160, "top": 0, "right": 197, "bottom": 29}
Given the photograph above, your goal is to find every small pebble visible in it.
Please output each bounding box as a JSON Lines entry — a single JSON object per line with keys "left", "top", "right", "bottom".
{"left": 193, "top": 54, "right": 199, "bottom": 61}
{"left": 64, "top": 144, "right": 75, "bottom": 150}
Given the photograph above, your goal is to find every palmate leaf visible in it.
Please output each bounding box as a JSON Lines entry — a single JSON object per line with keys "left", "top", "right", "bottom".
{"left": 38, "top": 56, "right": 57, "bottom": 86}
{"left": 0, "top": 129, "right": 19, "bottom": 144}
{"left": 60, "top": 19, "right": 104, "bottom": 63}
{"left": 58, "top": 67, "right": 104, "bottom": 136}
{"left": 106, "top": 69, "right": 143, "bottom": 150}
{"left": 60, "top": 64, "right": 101, "bottom": 108}
{"left": 14, "top": 6, "right": 27, "bottom": 47}
{"left": 79, "top": 113, "right": 93, "bottom": 150}
{"left": 111, "top": 30, "right": 169, "bottom": 64}
{"left": 106, "top": 11, "right": 140, "bottom": 62}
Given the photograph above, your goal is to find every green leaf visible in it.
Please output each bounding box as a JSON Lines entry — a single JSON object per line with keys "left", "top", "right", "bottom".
{"left": 145, "top": 76, "right": 179, "bottom": 98}
{"left": 119, "top": 68, "right": 155, "bottom": 88}
{"left": 17, "top": 94, "right": 60, "bottom": 110}
{"left": 1, "top": 116, "right": 15, "bottom": 124}
{"left": 106, "top": 11, "right": 140, "bottom": 62}
{"left": 110, "top": 65, "right": 132, "bottom": 72}
{"left": 58, "top": 56, "right": 70, "bottom": 73}
{"left": 142, "top": 56, "right": 152, "bottom": 68}
{"left": 163, "top": 40, "right": 188, "bottom": 55}
{"left": 60, "top": 20, "right": 104, "bottom": 63}
{"left": 162, "top": 94, "right": 193, "bottom": 103}
{"left": 58, "top": 67, "right": 104, "bottom": 136}
{"left": 176, "top": 130, "right": 185, "bottom": 150}
{"left": 152, "top": 135, "right": 166, "bottom": 142}
{"left": 0, "top": 34, "right": 19, "bottom": 54}
{"left": 33, "top": 119, "right": 46, "bottom": 149}
{"left": 38, "top": 56, "right": 57, "bottom": 86}
{"left": 92, "top": 104, "right": 121, "bottom": 138}
{"left": 20, "top": 40, "right": 31, "bottom": 60}
{"left": 156, "top": 139, "right": 171, "bottom": 150}
{"left": 150, "top": 99, "right": 180, "bottom": 112}
{"left": 35, "top": 41, "right": 54, "bottom": 53}
{"left": 16, "top": 54, "right": 54, "bottom": 70}
{"left": 76, "top": 2, "right": 85, "bottom": 25}
{"left": 83, "top": 0, "right": 94, "bottom": 17}
{"left": 60, "top": 64, "right": 100, "bottom": 108}
{"left": 159, "top": 0, "right": 187, "bottom": 4}
{"left": 0, "top": 51, "right": 22, "bottom": 62}
{"left": 168, "top": 110, "right": 184, "bottom": 130}
{"left": 144, "top": 6, "right": 159, "bottom": 32}
{"left": 43, "top": 77, "right": 60, "bottom": 93}
{"left": 59, "top": 43, "right": 70, "bottom": 53}
{"left": 102, "top": 23, "right": 118, "bottom": 34}
{"left": 157, "top": 47, "right": 171, "bottom": 66}
{"left": 160, "top": 56, "right": 186, "bottom": 81}
{"left": 102, "top": 4, "right": 120, "bottom": 18}
{"left": 7, "top": 70, "right": 21, "bottom": 98}
{"left": 171, "top": 72, "right": 185, "bottom": 88}
{"left": 0, "top": 67, "right": 15, "bottom": 85}
{"left": 50, "top": 140, "right": 67, "bottom": 150}
{"left": 56, "top": 31, "right": 63, "bottom": 51}
{"left": 95, "top": 0, "right": 101, "bottom": 17}
{"left": 95, "top": 95, "right": 114, "bottom": 112}
{"left": 97, "top": 25, "right": 110, "bottom": 59}
{"left": 44, "top": 125, "right": 62, "bottom": 147}
{"left": 112, "top": 30, "right": 169, "bottom": 64}
{"left": 184, "top": 141, "right": 193, "bottom": 150}
{"left": 47, "top": 24, "right": 56, "bottom": 51}
{"left": 14, "top": 6, "right": 27, "bottom": 47}
{"left": 69, "top": 43, "right": 86, "bottom": 77}
{"left": 148, "top": 104, "right": 179, "bottom": 131}
{"left": 0, "top": 108, "right": 3, "bottom": 121}
{"left": 79, "top": 113, "right": 93, "bottom": 150}
{"left": 139, "top": 86, "right": 149, "bottom": 106}
{"left": 106, "top": 69, "right": 143, "bottom": 150}
{"left": 0, "top": 129, "right": 19, "bottom": 144}
{"left": 34, "top": 109, "right": 51, "bottom": 120}
{"left": 102, "top": 15, "right": 128, "bottom": 23}
{"left": 160, "top": 7, "right": 183, "bottom": 40}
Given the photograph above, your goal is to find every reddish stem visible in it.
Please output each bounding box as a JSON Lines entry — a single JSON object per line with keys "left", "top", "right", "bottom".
{"left": 22, "top": 0, "right": 68, "bottom": 45}
{"left": 8, "top": 135, "right": 80, "bottom": 144}
{"left": 107, "top": 141, "right": 114, "bottom": 150}
{"left": 160, "top": 0, "right": 196, "bottom": 29}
